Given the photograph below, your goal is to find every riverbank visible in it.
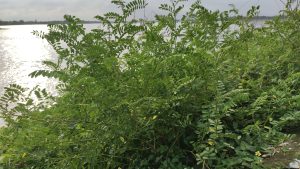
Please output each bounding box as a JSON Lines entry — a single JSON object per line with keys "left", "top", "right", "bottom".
{"left": 263, "top": 130, "right": 300, "bottom": 168}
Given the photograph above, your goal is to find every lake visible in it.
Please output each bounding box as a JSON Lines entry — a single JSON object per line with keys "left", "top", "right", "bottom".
{"left": 0, "top": 25, "right": 56, "bottom": 94}
{"left": 0, "top": 24, "right": 103, "bottom": 126}
{"left": 0, "top": 24, "right": 101, "bottom": 94}
{"left": 0, "top": 25, "right": 55, "bottom": 126}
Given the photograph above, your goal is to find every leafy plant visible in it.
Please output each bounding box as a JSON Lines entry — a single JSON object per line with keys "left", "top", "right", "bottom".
{"left": 0, "top": 0, "right": 299, "bottom": 168}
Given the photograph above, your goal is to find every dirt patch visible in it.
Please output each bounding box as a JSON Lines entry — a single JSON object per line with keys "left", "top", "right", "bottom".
{"left": 263, "top": 132, "right": 300, "bottom": 168}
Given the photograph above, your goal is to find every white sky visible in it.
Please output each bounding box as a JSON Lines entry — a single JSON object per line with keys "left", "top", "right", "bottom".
{"left": 0, "top": 0, "right": 287, "bottom": 21}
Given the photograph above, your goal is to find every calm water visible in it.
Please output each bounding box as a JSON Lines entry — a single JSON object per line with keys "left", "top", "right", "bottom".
{"left": 0, "top": 25, "right": 56, "bottom": 126}
{"left": 0, "top": 24, "right": 100, "bottom": 126}
{"left": 0, "top": 25, "right": 56, "bottom": 94}
{"left": 0, "top": 24, "right": 101, "bottom": 94}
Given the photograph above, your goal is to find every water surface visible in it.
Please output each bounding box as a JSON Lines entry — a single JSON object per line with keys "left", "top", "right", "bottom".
{"left": 0, "top": 24, "right": 101, "bottom": 126}
{"left": 0, "top": 25, "right": 56, "bottom": 93}
{"left": 0, "top": 25, "right": 56, "bottom": 126}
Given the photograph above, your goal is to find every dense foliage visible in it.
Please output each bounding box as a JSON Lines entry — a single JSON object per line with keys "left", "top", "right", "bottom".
{"left": 0, "top": 0, "right": 299, "bottom": 168}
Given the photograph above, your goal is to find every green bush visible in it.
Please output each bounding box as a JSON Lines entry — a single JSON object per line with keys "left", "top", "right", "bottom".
{"left": 0, "top": 0, "right": 299, "bottom": 168}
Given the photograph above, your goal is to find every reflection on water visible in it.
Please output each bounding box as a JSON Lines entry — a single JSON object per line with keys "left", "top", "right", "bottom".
{"left": 0, "top": 25, "right": 57, "bottom": 126}
{"left": 0, "top": 25, "right": 57, "bottom": 93}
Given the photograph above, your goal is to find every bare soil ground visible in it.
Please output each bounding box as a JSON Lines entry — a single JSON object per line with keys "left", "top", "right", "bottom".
{"left": 263, "top": 131, "right": 300, "bottom": 169}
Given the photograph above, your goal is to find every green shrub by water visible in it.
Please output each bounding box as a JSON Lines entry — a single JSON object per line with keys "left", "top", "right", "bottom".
{"left": 0, "top": 1, "right": 299, "bottom": 168}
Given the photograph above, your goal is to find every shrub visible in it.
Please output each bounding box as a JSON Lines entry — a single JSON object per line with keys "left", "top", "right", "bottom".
{"left": 0, "top": 0, "right": 299, "bottom": 168}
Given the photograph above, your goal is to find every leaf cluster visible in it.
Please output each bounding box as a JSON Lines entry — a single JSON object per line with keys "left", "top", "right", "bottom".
{"left": 0, "top": 1, "right": 299, "bottom": 168}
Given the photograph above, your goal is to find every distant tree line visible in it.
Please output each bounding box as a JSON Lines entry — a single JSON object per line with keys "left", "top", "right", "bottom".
{"left": 0, "top": 15, "right": 278, "bottom": 26}
{"left": 0, "top": 20, "right": 99, "bottom": 25}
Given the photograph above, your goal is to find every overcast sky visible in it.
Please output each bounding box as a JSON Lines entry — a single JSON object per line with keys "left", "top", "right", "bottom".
{"left": 0, "top": 0, "right": 287, "bottom": 21}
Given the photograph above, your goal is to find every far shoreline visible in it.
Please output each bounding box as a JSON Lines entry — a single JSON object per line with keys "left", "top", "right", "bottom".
{"left": 0, "top": 21, "right": 100, "bottom": 26}
{"left": 0, "top": 16, "right": 279, "bottom": 26}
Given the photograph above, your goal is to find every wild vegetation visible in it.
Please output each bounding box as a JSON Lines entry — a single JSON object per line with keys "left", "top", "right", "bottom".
{"left": 0, "top": 0, "right": 299, "bottom": 168}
